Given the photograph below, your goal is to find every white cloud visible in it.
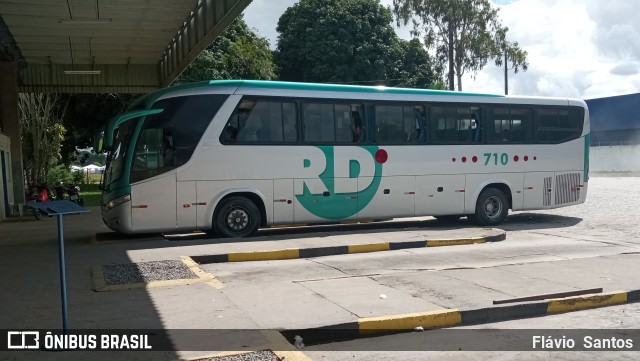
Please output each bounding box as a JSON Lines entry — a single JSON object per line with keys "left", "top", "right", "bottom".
{"left": 465, "top": 0, "right": 640, "bottom": 99}
{"left": 243, "top": 0, "right": 640, "bottom": 99}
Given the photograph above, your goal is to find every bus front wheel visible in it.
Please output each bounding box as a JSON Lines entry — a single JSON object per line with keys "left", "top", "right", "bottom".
{"left": 214, "top": 196, "right": 260, "bottom": 238}
{"left": 469, "top": 188, "right": 508, "bottom": 226}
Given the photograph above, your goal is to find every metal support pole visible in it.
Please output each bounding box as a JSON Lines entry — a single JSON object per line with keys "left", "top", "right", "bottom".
{"left": 57, "top": 214, "right": 69, "bottom": 333}
{"left": 504, "top": 50, "right": 509, "bottom": 95}
{"left": 448, "top": 23, "right": 455, "bottom": 91}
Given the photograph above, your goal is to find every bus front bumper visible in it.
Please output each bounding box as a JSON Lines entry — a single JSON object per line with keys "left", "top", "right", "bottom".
{"left": 101, "top": 203, "right": 134, "bottom": 234}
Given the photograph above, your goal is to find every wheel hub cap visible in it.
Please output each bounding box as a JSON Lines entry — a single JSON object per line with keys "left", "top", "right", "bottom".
{"left": 227, "top": 209, "right": 249, "bottom": 231}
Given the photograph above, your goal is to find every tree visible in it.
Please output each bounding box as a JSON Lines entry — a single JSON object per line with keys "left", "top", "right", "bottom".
{"left": 388, "top": 38, "right": 443, "bottom": 88}
{"left": 18, "top": 93, "right": 68, "bottom": 186}
{"left": 393, "top": 0, "right": 528, "bottom": 91}
{"left": 60, "top": 93, "right": 136, "bottom": 164}
{"left": 275, "top": 0, "right": 440, "bottom": 88}
{"left": 174, "top": 16, "right": 277, "bottom": 84}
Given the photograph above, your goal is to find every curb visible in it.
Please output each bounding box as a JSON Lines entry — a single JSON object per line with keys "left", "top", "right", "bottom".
{"left": 191, "top": 230, "right": 506, "bottom": 264}
{"left": 282, "top": 289, "right": 638, "bottom": 345}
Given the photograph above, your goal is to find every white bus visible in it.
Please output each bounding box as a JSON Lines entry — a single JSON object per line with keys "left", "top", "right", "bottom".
{"left": 100, "top": 80, "right": 589, "bottom": 237}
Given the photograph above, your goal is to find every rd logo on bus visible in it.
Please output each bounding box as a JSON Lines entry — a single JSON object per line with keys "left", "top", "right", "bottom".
{"left": 295, "top": 146, "right": 385, "bottom": 219}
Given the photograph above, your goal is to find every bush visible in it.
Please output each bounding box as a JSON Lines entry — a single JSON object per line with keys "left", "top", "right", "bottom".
{"left": 72, "top": 170, "right": 84, "bottom": 185}
{"left": 46, "top": 164, "right": 73, "bottom": 186}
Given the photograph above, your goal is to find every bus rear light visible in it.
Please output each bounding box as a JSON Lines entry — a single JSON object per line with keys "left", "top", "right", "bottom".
{"left": 132, "top": 205, "right": 148, "bottom": 209}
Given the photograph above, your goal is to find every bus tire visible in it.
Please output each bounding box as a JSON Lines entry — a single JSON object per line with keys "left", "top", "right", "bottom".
{"left": 214, "top": 196, "right": 260, "bottom": 238}
{"left": 433, "top": 215, "right": 461, "bottom": 223}
{"left": 470, "top": 188, "right": 508, "bottom": 226}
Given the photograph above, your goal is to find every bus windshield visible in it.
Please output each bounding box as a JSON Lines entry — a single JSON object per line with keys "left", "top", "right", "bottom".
{"left": 103, "top": 119, "right": 138, "bottom": 191}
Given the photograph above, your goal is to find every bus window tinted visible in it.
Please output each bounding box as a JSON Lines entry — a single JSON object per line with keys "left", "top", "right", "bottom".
{"left": 487, "top": 107, "right": 534, "bottom": 143}
{"left": 303, "top": 103, "right": 364, "bottom": 143}
{"left": 130, "top": 94, "right": 226, "bottom": 183}
{"left": 227, "top": 100, "right": 297, "bottom": 143}
{"left": 430, "top": 105, "right": 480, "bottom": 143}
{"left": 535, "top": 107, "right": 583, "bottom": 143}
{"left": 375, "top": 104, "right": 427, "bottom": 143}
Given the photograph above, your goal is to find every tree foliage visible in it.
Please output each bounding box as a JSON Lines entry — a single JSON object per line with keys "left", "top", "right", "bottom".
{"left": 275, "top": 0, "right": 440, "bottom": 88}
{"left": 18, "top": 93, "right": 68, "bottom": 186}
{"left": 393, "top": 0, "right": 528, "bottom": 91}
{"left": 60, "top": 93, "right": 136, "bottom": 164}
{"left": 174, "top": 16, "right": 277, "bottom": 84}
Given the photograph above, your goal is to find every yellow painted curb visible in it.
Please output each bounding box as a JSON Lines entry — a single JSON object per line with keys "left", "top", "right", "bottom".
{"left": 186, "top": 351, "right": 255, "bottom": 361}
{"left": 262, "top": 330, "right": 314, "bottom": 361}
{"left": 348, "top": 243, "right": 390, "bottom": 254}
{"left": 427, "top": 237, "right": 486, "bottom": 247}
{"left": 184, "top": 331, "right": 313, "bottom": 361}
{"left": 358, "top": 309, "right": 461, "bottom": 335}
{"left": 228, "top": 249, "right": 300, "bottom": 262}
{"left": 547, "top": 291, "right": 628, "bottom": 314}
{"left": 91, "top": 257, "right": 218, "bottom": 292}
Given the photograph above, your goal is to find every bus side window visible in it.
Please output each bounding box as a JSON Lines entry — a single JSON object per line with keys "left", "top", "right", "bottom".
{"left": 487, "top": 107, "right": 534, "bottom": 144}
{"left": 226, "top": 100, "right": 296, "bottom": 143}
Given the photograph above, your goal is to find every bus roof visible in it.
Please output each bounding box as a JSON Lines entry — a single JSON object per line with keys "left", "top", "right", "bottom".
{"left": 127, "top": 80, "right": 505, "bottom": 110}
{"left": 225, "top": 80, "right": 504, "bottom": 98}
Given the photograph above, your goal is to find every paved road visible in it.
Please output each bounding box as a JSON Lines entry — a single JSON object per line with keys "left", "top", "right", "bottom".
{"left": 200, "top": 177, "right": 640, "bottom": 329}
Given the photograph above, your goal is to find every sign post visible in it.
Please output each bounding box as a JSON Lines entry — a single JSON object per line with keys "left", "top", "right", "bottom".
{"left": 27, "top": 200, "right": 88, "bottom": 333}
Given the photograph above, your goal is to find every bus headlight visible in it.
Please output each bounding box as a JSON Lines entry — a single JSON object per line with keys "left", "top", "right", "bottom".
{"left": 106, "top": 194, "right": 131, "bottom": 210}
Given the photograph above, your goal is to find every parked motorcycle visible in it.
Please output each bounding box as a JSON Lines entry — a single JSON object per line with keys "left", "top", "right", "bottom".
{"left": 27, "top": 184, "right": 51, "bottom": 220}
{"left": 67, "top": 184, "right": 84, "bottom": 206}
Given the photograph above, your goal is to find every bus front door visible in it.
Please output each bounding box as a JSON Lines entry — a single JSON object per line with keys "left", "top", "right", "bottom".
{"left": 176, "top": 181, "right": 197, "bottom": 230}
{"left": 130, "top": 175, "right": 178, "bottom": 232}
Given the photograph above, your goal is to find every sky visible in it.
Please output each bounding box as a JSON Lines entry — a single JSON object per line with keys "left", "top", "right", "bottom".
{"left": 243, "top": 0, "right": 640, "bottom": 100}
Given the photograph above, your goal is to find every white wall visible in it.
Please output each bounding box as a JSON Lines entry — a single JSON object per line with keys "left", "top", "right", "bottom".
{"left": 590, "top": 145, "right": 640, "bottom": 173}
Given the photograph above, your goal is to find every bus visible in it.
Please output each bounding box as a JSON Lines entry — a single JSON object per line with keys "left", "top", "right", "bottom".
{"left": 100, "top": 80, "right": 589, "bottom": 237}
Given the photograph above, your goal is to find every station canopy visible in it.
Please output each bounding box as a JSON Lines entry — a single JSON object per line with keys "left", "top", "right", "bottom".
{"left": 0, "top": 0, "right": 251, "bottom": 93}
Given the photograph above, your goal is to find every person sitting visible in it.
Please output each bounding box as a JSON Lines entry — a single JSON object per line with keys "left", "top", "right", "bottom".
{"left": 162, "top": 139, "right": 174, "bottom": 166}
{"left": 500, "top": 129, "right": 510, "bottom": 141}
{"left": 225, "top": 125, "right": 238, "bottom": 142}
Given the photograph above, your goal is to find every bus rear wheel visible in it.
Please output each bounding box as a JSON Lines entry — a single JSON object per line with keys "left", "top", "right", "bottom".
{"left": 469, "top": 188, "right": 508, "bottom": 226}
{"left": 214, "top": 196, "right": 260, "bottom": 238}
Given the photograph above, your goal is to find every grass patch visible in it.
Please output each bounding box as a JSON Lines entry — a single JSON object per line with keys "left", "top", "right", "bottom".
{"left": 79, "top": 183, "right": 102, "bottom": 207}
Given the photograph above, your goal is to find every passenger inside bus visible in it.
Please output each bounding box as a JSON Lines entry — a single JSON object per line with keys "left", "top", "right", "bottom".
{"left": 162, "top": 138, "right": 174, "bottom": 166}
{"left": 225, "top": 125, "right": 238, "bottom": 142}
{"left": 415, "top": 107, "right": 427, "bottom": 142}
{"left": 471, "top": 114, "right": 482, "bottom": 142}
{"left": 352, "top": 111, "right": 363, "bottom": 142}
{"left": 500, "top": 129, "right": 510, "bottom": 141}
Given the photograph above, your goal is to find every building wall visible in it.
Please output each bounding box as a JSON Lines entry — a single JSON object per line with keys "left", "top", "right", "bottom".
{"left": 0, "top": 133, "right": 13, "bottom": 220}
{"left": 590, "top": 145, "right": 640, "bottom": 173}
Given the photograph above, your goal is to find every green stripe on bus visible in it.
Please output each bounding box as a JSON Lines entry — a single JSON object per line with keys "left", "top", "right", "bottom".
{"left": 584, "top": 134, "right": 590, "bottom": 182}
